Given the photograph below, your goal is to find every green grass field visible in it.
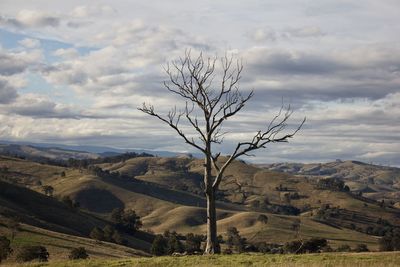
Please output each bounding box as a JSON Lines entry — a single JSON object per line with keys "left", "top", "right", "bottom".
{"left": 8, "top": 252, "right": 400, "bottom": 267}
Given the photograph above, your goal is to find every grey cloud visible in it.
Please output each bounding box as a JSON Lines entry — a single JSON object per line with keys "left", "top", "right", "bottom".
{"left": 0, "top": 10, "right": 60, "bottom": 28}
{"left": 286, "top": 26, "right": 324, "bottom": 38}
{"left": 0, "top": 80, "right": 18, "bottom": 104}
{"left": 0, "top": 53, "right": 28, "bottom": 76}
{"left": 240, "top": 47, "right": 400, "bottom": 107}
{"left": 66, "top": 20, "right": 92, "bottom": 28}
{"left": 247, "top": 50, "right": 346, "bottom": 76}
{"left": 5, "top": 95, "right": 81, "bottom": 119}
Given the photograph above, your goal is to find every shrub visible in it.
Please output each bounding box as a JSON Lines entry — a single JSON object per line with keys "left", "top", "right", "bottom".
{"left": 4, "top": 217, "right": 20, "bottom": 240}
{"left": 151, "top": 235, "right": 167, "bottom": 256}
{"left": 111, "top": 208, "right": 142, "bottom": 233}
{"left": 355, "top": 244, "right": 369, "bottom": 252}
{"left": 336, "top": 244, "right": 352, "bottom": 252}
{"left": 69, "top": 247, "right": 89, "bottom": 260}
{"left": 103, "top": 225, "right": 115, "bottom": 241}
{"left": 0, "top": 236, "right": 12, "bottom": 263}
{"left": 257, "top": 214, "right": 268, "bottom": 224}
{"left": 379, "top": 229, "right": 400, "bottom": 251}
{"left": 283, "top": 240, "right": 303, "bottom": 253}
{"left": 283, "top": 238, "right": 328, "bottom": 254}
{"left": 16, "top": 246, "right": 49, "bottom": 262}
{"left": 185, "top": 233, "right": 202, "bottom": 254}
{"left": 226, "top": 227, "right": 246, "bottom": 253}
{"left": 90, "top": 227, "right": 105, "bottom": 241}
{"left": 166, "top": 232, "right": 184, "bottom": 254}
{"left": 303, "top": 238, "right": 327, "bottom": 253}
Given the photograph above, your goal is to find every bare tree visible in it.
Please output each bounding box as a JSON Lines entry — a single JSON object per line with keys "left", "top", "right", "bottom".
{"left": 138, "top": 51, "right": 305, "bottom": 254}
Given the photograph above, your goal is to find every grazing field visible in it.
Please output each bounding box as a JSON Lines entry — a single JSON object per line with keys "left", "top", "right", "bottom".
{"left": 8, "top": 252, "right": 400, "bottom": 267}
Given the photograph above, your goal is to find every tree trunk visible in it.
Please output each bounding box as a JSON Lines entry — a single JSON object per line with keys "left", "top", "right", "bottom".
{"left": 204, "top": 188, "right": 218, "bottom": 254}
{"left": 203, "top": 151, "right": 219, "bottom": 255}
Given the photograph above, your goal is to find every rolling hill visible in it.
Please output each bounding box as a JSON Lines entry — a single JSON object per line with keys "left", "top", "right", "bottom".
{"left": 260, "top": 161, "right": 400, "bottom": 205}
{"left": 1, "top": 152, "right": 400, "bottom": 264}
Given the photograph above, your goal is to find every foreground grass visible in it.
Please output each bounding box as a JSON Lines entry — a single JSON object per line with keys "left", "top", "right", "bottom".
{"left": 14, "top": 252, "right": 400, "bottom": 267}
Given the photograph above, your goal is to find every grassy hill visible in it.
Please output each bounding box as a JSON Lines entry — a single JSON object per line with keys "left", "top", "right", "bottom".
{"left": 0, "top": 222, "right": 147, "bottom": 265}
{"left": 261, "top": 160, "right": 400, "bottom": 205}
{"left": 8, "top": 252, "right": 400, "bottom": 267}
{"left": 1, "top": 154, "right": 400, "bottom": 264}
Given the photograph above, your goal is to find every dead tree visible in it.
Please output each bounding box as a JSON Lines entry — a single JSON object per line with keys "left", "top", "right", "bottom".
{"left": 138, "top": 51, "right": 305, "bottom": 254}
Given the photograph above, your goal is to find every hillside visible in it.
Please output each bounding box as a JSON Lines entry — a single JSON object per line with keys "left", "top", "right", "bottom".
{"left": 0, "top": 221, "right": 147, "bottom": 264}
{"left": 260, "top": 161, "right": 400, "bottom": 205}
{"left": 0, "top": 143, "right": 99, "bottom": 162}
{"left": 1, "top": 154, "right": 400, "bottom": 262}
{"left": 0, "top": 156, "right": 154, "bottom": 256}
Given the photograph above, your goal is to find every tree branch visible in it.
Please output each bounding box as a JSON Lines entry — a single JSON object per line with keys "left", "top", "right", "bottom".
{"left": 138, "top": 103, "right": 206, "bottom": 154}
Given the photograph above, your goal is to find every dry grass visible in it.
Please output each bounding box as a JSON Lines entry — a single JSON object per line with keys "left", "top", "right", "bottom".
{"left": 6, "top": 252, "right": 400, "bottom": 267}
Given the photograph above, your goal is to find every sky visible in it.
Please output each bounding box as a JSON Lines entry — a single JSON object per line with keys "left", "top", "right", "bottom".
{"left": 0, "top": 0, "right": 399, "bottom": 165}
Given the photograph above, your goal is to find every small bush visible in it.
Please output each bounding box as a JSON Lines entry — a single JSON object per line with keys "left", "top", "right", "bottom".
{"left": 355, "top": 244, "right": 369, "bottom": 252}
{"left": 90, "top": 227, "right": 105, "bottom": 241}
{"left": 226, "top": 227, "right": 246, "bottom": 253}
{"left": 185, "top": 233, "right": 202, "bottom": 254}
{"left": 69, "top": 247, "right": 89, "bottom": 260}
{"left": 336, "top": 244, "right": 352, "bottom": 252}
{"left": 0, "top": 236, "right": 12, "bottom": 263}
{"left": 283, "top": 238, "right": 328, "bottom": 254}
{"left": 257, "top": 214, "right": 268, "bottom": 224}
{"left": 151, "top": 235, "right": 167, "bottom": 256}
{"left": 16, "top": 246, "right": 49, "bottom": 262}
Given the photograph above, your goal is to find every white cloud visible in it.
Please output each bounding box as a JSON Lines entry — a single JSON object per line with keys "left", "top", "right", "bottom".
{"left": 70, "top": 5, "right": 116, "bottom": 18}
{"left": 53, "top": 48, "right": 79, "bottom": 59}
{"left": 15, "top": 9, "right": 60, "bottom": 27}
{"left": 18, "top": 38, "right": 41, "bottom": 48}
{"left": 0, "top": 0, "right": 399, "bottom": 165}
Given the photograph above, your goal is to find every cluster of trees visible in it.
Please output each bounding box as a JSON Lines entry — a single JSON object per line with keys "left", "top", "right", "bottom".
{"left": 111, "top": 208, "right": 142, "bottom": 234}
{"left": 316, "top": 178, "right": 350, "bottom": 192}
{"left": 380, "top": 228, "right": 400, "bottom": 251}
{"left": 151, "top": 231, "right": 203, "bottom": 255}
{"left": 269, "top": 239, "right": 368, "bottom": 254}
{"left": 90, "top": 226, "right": 125, "bottom": 244}
{"left": 314, "top": 205, "right": 396, "bottom": 237}
{"left": 224, "top": 227, "right": 247, "bottom": 253}
{"left": 15, "top": 245, "right": 49, "bottom": 262}
{"left": 0, "top": 235, "right": 89, "bottom": 263}
{"left": 89, "top": 208, "right": 142, "bottom": 245}
{"left": 283, "top": 238, "right": 328, "bottom": 253}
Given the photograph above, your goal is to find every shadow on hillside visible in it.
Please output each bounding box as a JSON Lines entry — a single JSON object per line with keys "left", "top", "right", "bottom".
{"left": 100, "top": 175, "right": 245, "bottom": 211}
{"left": 75, "top": 187, "right": 125, "bottom": 213}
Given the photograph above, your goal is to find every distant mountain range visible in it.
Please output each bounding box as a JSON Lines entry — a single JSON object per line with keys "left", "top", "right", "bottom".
{"left": 0, "top": 140, "right": 199, "bottom": 160}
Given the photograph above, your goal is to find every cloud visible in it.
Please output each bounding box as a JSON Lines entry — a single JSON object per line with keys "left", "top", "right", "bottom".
{"left": 2, "top": 94, "right": 81, "bottom": 119}
{"left": 70, "top": 5, "right": 116, "bottom": 18}
{"left": 0, "top": 49, "right": 43, "bottom": 76}
{"left": 53, "top": 48, "right": 79, "bottom": 59}
{"left": 0, "top": 1, "right": 399, "bottom": 166}
{"left": 18, "top": 38, "right": 41, "bottom": 48}
{"left": 250, "top": 26, "right": 324, "bottom": 43}
{"left": 241, "top": 46, "right": 400, "bottom": 105}
{"left": 286, "top": 26, "right": 324, "bottom": 38}
{"left": 0, "top": 79, "right": 18, "bottom": 104}
{"left": 0, "top": 10, "right": 60, "bottom": 28}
